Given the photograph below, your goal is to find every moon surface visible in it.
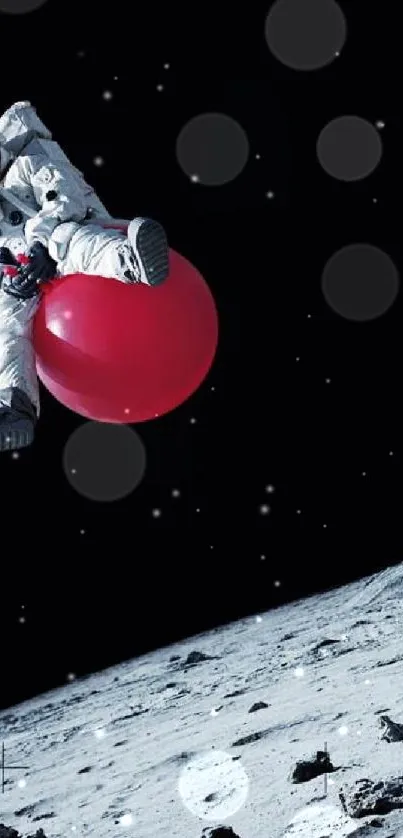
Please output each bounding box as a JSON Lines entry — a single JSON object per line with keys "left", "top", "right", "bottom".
{"left": 1, "top": 563, "right": 402, "bottom": 838}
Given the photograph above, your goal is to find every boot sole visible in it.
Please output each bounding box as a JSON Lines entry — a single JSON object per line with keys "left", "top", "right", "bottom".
{"left": 0, "top": 428, "right": 34, "bottom": 452}
{"left": 128, "top": 218, "right": 169, "bottom": 286}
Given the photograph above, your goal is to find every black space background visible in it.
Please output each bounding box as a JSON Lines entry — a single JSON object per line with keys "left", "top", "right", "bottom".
{"left": 0, "top": 0, "right": 401, "bottom": 710}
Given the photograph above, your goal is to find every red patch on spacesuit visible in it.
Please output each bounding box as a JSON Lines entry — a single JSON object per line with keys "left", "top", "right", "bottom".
{"left": 16, "top": 253, "right": 30, "bottom": 265}
{"left": 2, "top": 266, "right": 19, "bottom": 277}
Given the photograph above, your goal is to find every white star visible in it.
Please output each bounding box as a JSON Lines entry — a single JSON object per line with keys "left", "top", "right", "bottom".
{"left": 259, "top": 504, "right": 271, "bottom": 515}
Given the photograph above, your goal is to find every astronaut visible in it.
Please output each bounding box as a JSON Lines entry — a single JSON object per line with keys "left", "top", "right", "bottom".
{"left": 0, "top": 101, "right": 169, "bottom": 452}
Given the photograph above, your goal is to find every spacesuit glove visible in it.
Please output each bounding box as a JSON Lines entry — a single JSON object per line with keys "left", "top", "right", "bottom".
{"left": 0, "top": 247, "right": 34, "bottom": 299}
{"left": 18, "top": 241, "right": 57, "bottom": 285}
{"left": 1, "top": 267, "right": 41, "bottom": 300}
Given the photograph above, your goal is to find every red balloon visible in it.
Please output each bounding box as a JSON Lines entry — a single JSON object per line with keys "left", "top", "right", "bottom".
{"left": 33, "top": 249, "right": 219, "bottom": 423}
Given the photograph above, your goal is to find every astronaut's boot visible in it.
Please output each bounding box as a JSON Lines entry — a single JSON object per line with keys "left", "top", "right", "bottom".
{"left": 125, "top": 217, "right": 169, "bottom": 287}
{"left": 0, "top": 388, "right": 37, "bottom": 452}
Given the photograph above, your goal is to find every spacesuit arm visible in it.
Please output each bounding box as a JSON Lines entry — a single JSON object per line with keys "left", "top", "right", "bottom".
{"left": 6, "top": 156, "right": 89, "bottom": 249}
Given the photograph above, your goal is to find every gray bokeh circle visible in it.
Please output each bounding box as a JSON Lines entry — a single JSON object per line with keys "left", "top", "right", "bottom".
{"left": 0, "top": 0, "right": 49, "bottom": 13}
{"left": 265, "top": 0, "right": 347, "bottom": 71}
{"left": 322, "top": 244, "right": 400, "bottom": 322}
{"left": 176, "top": 112, "right": 249, "bottom": 186}
{"left": 63, "top": 422, "right": 147, "bottom": 502}
{"left": 317, "top": 116, "right": 383, "bottom": 181}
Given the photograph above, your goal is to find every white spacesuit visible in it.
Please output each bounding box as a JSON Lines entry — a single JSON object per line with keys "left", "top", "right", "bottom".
{"left": 0, "top": 101, "right": 169, "bottom": 452}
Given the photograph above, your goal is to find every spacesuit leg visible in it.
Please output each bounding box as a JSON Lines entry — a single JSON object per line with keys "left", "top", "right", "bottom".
{"left": 53, "top": 219, "right": 169, "bottom": 287}
{"left": 0, "top": 235, "right": 40, "bottom": 451}
{"left": 0, "top": 291, "right": 40, "bottom": 451}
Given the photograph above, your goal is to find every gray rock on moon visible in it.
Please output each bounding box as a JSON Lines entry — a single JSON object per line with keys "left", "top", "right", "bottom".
{"left": 0, "top": 563, "right": 402, "bottom": 838}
